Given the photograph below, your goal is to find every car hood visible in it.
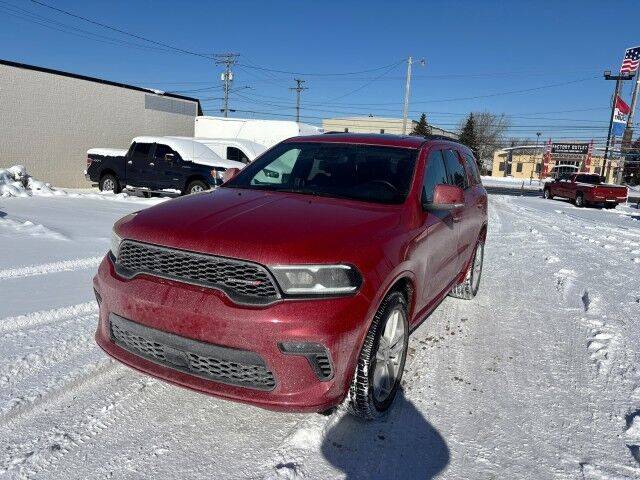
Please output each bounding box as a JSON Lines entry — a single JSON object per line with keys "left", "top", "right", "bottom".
{"left": 116, "top": 187, "right": 402, "bottom": 265}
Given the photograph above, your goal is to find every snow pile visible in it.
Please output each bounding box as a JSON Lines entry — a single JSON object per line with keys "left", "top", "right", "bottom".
{"left": 0, "top": 165, "right": 63, "bottom": 198}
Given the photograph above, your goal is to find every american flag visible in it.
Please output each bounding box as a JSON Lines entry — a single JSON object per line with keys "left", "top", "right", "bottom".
{"left": 620, "top": 46, "right": 640, "bottom": 74}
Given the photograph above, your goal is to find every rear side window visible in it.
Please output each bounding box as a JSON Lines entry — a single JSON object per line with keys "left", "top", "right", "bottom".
{"left": 462, "top": 152, "right": 481, "bottom": 184}
{"left": 422, "top": 150, "right": 448, "bottom": 204}
{"left": 131, "top": 143, "right": 152, "bottom": 162}
{"left": 443, "top": 149, "right": 468, "bottom": 190}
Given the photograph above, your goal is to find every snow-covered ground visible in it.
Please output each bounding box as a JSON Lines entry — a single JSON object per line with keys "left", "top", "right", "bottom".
{"left": 1, "top": 190, "right": 639, "bottom": 479}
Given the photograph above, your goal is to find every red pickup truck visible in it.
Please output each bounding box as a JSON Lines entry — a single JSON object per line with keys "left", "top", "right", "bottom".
{"left": 543, "top": 173, "right": 628, "bottom": 208}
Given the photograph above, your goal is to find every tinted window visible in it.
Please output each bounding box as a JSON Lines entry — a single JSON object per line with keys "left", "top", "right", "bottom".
{"left": 422, "top": 150, "right": 448, "bottom": 204}
{"left": 462, "top": 152, "right": 482, "bottom": 184}
{"left": 226, "top": 142, "right": 417, "bottom": 205}
{"left": 154, "top": 144, "right": 180, "bottom": 162}
{"left": 443, "top": 149, "right": 468, "bottom": 189}
{"left": 131, "top": 143, "right": 152, "bottom": 162}
{"left": 575, "top": 174, "right": 601, "bottom": 184}
{"left": 227, "top": 146, "right": 250, "bottom": 164}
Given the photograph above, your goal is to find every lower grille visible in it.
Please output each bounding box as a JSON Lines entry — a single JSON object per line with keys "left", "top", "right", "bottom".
{"left": 109, "top": 314, "right": 276, "bottom": 391}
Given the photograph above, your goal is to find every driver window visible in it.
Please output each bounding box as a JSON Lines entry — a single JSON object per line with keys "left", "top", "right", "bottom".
{"left": 251, "top": 148, "right": 300, "bottom": 185}
{"left": 154, "top": 144, "right": 180, "bottom": 164}
{"left": 422, "top": 150, "right": 448, "bottom": 204}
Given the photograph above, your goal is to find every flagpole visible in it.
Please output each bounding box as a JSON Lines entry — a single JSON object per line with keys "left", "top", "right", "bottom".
{"left": 602, "top": 70, "right": 634, "bottom": 182}
{"left": 602, "top": 75, "right": 622, "bottom": 181}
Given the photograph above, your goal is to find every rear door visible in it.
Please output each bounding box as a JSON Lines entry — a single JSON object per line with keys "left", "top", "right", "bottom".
{"left": 127, "top": 142, "right": 153, "bottom": 187}
{"left": 415, "top": 148, "right": 461, "bottom": 309}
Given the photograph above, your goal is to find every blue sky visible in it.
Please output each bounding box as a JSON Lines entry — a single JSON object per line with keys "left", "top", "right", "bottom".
{"left": 1, "top": 0, "right": 639, "bottom": 143}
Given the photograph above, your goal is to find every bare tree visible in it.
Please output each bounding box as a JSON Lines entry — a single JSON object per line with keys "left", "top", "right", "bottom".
{"left": 458, "top": 111, "right": 510, "bottom": 161}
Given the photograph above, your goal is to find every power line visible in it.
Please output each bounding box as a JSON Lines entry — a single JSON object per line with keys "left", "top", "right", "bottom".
{"left": 29, "top": 0, "right": 212, "bottom": 58}
{"left": 237, "top": 59, "right": 406, "bottom": 77}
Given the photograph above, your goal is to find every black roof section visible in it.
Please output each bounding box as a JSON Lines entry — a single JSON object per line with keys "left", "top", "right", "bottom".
{"left": 1, "top": 58, "right": 202, "bottom": 115}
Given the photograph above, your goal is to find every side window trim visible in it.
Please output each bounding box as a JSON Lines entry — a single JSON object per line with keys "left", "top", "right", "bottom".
{"left": 454, "top": 149, "right": 474, "bottom": 189}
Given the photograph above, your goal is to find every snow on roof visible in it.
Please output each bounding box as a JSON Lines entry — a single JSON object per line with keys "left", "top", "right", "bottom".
{"left": 131, "top": 136, "right": 245, "bottom": 169}
{"left": 168, "top": 137, "right": 267, "bottom": 157}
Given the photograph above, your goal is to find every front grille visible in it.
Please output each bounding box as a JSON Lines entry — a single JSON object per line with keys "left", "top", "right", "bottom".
{"left": 115, "top": 240, "right": 280, "bottom": 305}
{"left": 110, "top": 314, "right": 276, "bottom": 391}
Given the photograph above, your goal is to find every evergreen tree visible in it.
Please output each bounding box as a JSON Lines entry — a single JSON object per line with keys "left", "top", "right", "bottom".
{"left": 459, "top": 113, "right": 480, "bottom": 161}
{"left": 410, "top": 113, "right": 431, "bottom": 137}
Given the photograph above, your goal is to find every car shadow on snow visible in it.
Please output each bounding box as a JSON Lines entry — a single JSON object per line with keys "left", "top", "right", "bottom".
{"left": 321, "top": 391, "right": 449, "bottom": 479}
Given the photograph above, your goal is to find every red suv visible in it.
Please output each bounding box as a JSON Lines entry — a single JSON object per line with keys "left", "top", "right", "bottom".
{"left": 94, "top": 134, "right": 488, "bottom": 419}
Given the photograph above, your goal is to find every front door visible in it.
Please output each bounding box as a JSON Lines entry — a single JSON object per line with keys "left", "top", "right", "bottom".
{"left": 414, "top": 148, "right": 461, "bottom": 311}
{"left": 152, "top": 143, "right": 183, "bottom": 191}
{"left": 443, "top": 149, "right": 475, "bottom": 269}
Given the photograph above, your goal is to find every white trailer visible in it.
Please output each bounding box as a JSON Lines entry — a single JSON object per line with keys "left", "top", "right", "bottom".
{"left": 194, "top": 116, "right": 323, "bottom": 148}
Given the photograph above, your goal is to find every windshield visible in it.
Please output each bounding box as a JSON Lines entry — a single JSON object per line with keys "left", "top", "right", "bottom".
{"left": 225, "top": 142, "right": 418, "bottom": 204}
{"left": 574, "top": 174, "right": 601, "bottom": 184}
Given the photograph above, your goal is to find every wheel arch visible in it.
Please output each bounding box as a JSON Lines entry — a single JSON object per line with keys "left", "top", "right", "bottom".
{"left": 99, "top": 168, "right": 118, "bottom": 181}
{"left": 183, "top": 175, "right": 210, "bottom": 192}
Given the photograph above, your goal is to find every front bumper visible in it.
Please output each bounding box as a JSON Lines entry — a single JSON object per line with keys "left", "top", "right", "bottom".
{"left": 93, "top": 255, "right": 372, "bottom": 412}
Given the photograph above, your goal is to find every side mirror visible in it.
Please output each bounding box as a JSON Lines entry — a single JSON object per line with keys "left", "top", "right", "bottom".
{"left": 164, "top": 153, "right": 176, "bottom": 163}
{"left": 423, "top": 184, "right": 464, "bottom": 211}
{"left": 222, "top": 168, "right": 240, "bottom": 183}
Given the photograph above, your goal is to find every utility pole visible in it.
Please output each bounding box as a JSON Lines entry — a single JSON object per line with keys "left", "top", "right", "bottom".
{"left": 401, "top": 56, "right": 413, "bottom": 135}
{"left": 290, "top": 78, "right": 307, "bottom": 123}
{"left": 602, "top": 70, "right": 634, "bottom": 182}
{"left": 214, "top": 53, "right": 239, "bottom": 118}
{"left": 401, "top": 57, "right": 426, "bottom": 135}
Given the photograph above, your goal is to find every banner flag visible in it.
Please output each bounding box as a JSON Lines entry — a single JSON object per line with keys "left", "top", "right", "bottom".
{"left": 612, "top": 95, "right": 630, "bottom": 136}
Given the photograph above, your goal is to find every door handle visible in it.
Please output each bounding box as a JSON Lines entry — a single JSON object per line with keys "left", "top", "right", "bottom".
{"left": 127, "top": 160, "right": 132, "bottom": 165}
{"left": 149, "top": 162, "right": 155, "bottom": 167}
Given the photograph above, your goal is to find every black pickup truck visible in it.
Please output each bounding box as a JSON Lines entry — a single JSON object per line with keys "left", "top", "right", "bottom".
{"left": 85, "top": 136, "right": 246, "bottom": 195}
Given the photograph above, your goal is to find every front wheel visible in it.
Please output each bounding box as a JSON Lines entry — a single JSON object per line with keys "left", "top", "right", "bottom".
{"left": 347, "top": 291, "right": 409, "bottom": 420}
{"left": 450, "top": 240, "right": 484, "bottom": 300}
{"left": 543, "top": 188, "right": 553, "bottom": 199}
{"left": 184, "top": 180, "right": 209, "bottom": 195}
{"left": 575, "top": 193, "right": 585, "bottom": 208}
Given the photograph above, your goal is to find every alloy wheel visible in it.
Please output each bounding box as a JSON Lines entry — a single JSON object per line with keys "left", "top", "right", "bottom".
{"left": 372, "top": 307, "right": 407, "bottom": 403}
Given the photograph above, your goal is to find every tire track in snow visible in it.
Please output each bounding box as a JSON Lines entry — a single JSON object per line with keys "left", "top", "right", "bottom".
{"left": 0, "top": 330, "right": 96, "bottom": 389}
{"left": 0, "top": 373, "right": 166, "bottom": 478}
{"left": 0, "top": 256, "right": 103, "bottom": 280}
{"left": 0, "top": 302, "right": 98, "bottom": 335}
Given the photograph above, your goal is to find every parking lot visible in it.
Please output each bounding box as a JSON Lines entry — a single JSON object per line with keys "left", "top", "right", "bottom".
{"left": 1, "top": 191, "right": 639, "bottom": 479}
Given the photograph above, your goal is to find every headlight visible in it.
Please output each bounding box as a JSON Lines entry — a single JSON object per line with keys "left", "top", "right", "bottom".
{"left": 110, "top": 230, "right": 122, "bottom": 258}
{"left": 270, "top": 265, "right": 362, "bottom": 296}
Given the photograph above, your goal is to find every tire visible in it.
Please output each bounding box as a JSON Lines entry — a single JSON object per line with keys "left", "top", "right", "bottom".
{"left": 575, "top": 193, "right": 585, "bottom": 208}
{"left": 604, "top": 203, "right": 617, "bottom": 209}
{"left": 185, "top": 180, "right": 209, "bottom": 195}
{"left": 347, "top": 290, "right": 409, "bottom": 420}
{"left": 99, "top": 173, "right": 121, "bottom": 193}
{"left": 543, "top": 188, "right": 553, "bottom": 199}
{"left": 449, "top": 240, "right": 484, "bottom": 300}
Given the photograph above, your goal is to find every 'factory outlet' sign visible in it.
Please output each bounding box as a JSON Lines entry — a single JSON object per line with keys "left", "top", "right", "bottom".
{"left": 551, "top": 143, "right": 590, "bottom": 155}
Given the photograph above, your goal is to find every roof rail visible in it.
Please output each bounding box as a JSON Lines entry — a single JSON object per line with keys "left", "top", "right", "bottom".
{"left": 424, "top": 134, "right": 462, "bottom": 143}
